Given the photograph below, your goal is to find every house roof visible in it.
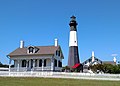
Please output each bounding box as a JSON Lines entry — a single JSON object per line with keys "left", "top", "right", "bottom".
{"left": 82, "top": 57, "right": 102, "bottom": 65}
{"left": 89, "top": 60, "right": 102, "bottom": 65}
{"left": 8, "top": 46, "right": 64, "bottom": 58}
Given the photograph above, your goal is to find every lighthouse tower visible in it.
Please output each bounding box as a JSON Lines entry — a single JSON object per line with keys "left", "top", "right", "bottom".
{"left": 68, "top": 16, "right": 80, "bottom": 67}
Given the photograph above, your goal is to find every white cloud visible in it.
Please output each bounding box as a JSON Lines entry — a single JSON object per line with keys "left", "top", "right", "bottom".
{"left": 111, "top": 54, "right": 118, "bottom": 56}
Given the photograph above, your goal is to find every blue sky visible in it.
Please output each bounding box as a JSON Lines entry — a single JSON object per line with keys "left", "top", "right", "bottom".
{"left": 0, "top": 0, "right": 120, "bottom": 65}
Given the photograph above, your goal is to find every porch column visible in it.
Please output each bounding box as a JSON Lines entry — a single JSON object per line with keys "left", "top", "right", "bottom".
{"left": 17, "top": 60, "right": 20, "bottom": 72}
{"left": 14, "top": 60, "right": 17, "bottom": 67}
{"left": 9, "top": 59, "right": 11, "bottom": 72}
{"left": 51, "top": 57, "right": 54, "bottom": 71}
{"left": 19, "top": 60, "right": 22, "bottom": 68}
{"left": 33, "top": 59, "right": 35, "bottom": 71}
{"left": 26, "top": 60, "right": 28, "bottom": 71}
{"left": 29, "top": 60, "right": 31, "bottom": 68}
{"left": 57, "top": 59, "right": 59, "bottom": 67}
{"left": 42, "top": 59, "right": 44, "bottom": 71}
{"left": 37, "top": 59, "right": 39, "bottom": 67}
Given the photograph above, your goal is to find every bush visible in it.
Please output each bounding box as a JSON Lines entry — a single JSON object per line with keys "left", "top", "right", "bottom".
{"left": 90, "top": 64, "right": 120, "bottom": 74}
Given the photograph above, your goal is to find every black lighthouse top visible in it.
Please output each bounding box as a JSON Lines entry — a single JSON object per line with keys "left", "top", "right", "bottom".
{"left": 69, "top": 16, "right": 78, "bottom": 31}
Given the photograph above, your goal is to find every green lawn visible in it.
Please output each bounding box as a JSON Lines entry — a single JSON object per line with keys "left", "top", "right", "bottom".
{"left": 0, "top": 77, "right": 120, "bottom": 86}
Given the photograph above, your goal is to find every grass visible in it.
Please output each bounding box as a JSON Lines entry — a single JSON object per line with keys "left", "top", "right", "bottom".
{"left": 0, "top": 77, "right": 120, "bottom": 86}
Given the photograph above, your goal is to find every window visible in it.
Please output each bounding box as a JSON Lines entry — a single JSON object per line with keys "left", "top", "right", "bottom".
{"left": 60, "top": 61, "right": 62, "bottom": 67}
{"left": 31, "top": 59, "right": 33, "bottom": 68}
{"left": 44, "top": 59, "right": 46, "bottom": 67}
{"left": 56, "top": 51, "right": 58, "bottom": 56}
{"left": 22, "top": 60, "right": 26, "bottom": 67}
{"left": 34, "top": 47, "right": 39, "bottom": 53}
{"left": 28, "top": 47, "right": 34, "bottom": 53}
{"left": 39, "top": 59, "right": 42, "bottom": 67}
{"left": 96, "top": 59, "right": 98, "bottom": 61}
{"left": 56, "top": 50, "right": 60, "bottom": 56}
{"left": 58, "top": 51, "right": 60, "bottom": 56}
{"left": 27, "top": 46, "right": 39, "bottom": 54}
{"left": 89, "top": 59, "right": 91, "bottom": 62}
{"left": 58, "top": 61, "right": 62, "bottom": 67}
{"left": 54, "top": 59, "right": 57, "bottom": 67}
{"left": 27, "top": 61, "right": 29, "bottom": 67}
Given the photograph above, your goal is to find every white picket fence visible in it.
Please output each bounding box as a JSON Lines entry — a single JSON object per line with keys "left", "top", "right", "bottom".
{"left": 0, "top": 71, "right": 120, "bottom": 81}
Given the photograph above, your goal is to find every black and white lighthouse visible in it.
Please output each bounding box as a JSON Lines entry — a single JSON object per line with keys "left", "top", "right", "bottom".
{"left": 68, "top": 16, "right": 80, "bottom": 67}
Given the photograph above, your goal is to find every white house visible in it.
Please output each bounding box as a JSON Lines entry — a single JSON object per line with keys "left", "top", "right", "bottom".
{"left": 7, "top": 39, "right": 64, "bottom": 72}
{"left": 82, "top": 51, "right": 102, "bottom": 73}
{"left": 82, "top": 51, "right": 117, "bottom": 73}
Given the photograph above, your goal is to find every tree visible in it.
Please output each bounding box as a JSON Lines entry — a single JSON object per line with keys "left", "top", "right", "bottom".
{"left": 102, "top": 64, "right": 113, "bottom": 73}
{"left": 90, "top": 63, "right": 120, "bottom": 74}
{"left": 111, "top": 65, "right": 120, "bottom": 74}
{"left": 89, "top": 64, "right": 103, "bottom": 73}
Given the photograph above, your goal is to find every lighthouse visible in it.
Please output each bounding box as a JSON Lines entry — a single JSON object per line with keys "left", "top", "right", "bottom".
{"left": 68, "top": 16, "right": 80, "bottom": 67}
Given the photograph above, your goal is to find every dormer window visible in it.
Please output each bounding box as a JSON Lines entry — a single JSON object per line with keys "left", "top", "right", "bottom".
{"left": 27, "top": 46, "right": 39, "bottom": 54}
{"left": 29, "top": 46, "right": 34, "bottom": 53}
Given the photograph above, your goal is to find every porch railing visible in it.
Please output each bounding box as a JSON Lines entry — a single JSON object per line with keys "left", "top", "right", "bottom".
{"left": 10, "top": 66, "right": 52, "bottom": 72}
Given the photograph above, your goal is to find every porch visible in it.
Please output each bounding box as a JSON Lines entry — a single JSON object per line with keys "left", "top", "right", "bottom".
{"left": 9, "top": 58, "right": 62, "bottom": 72}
